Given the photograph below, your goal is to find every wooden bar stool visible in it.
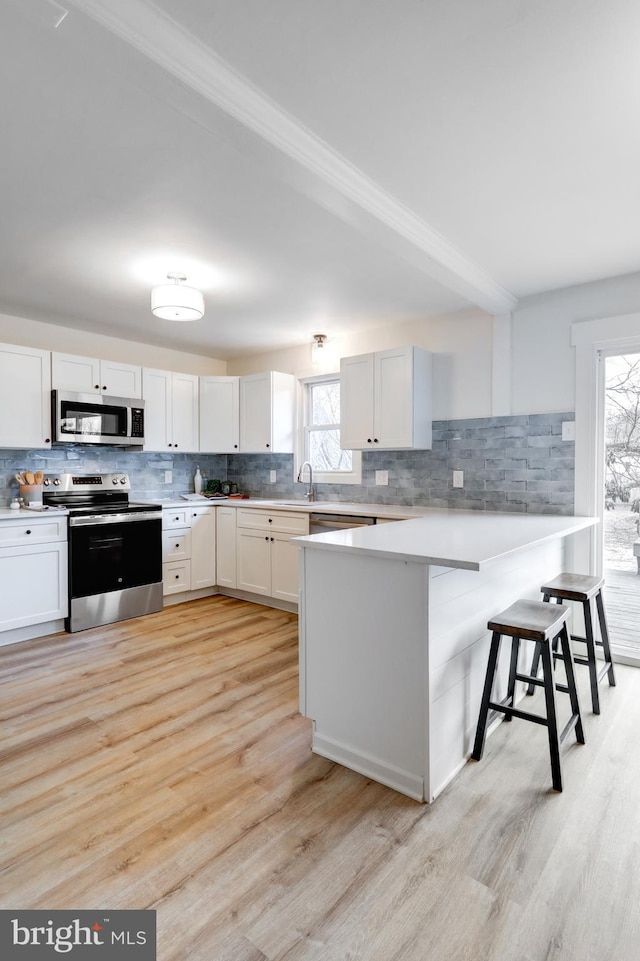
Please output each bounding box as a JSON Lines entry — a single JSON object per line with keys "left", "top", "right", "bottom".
{"left": 472, "top": 599, "right": 585, "bottom": 792}
{"left": 528, "top": 573, "right": 616, "bottom": 714}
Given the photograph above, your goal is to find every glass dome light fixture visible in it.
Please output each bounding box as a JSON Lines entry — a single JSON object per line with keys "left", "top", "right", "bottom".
{"left": 151, "top": 272, "right": 204, "bottom": 321}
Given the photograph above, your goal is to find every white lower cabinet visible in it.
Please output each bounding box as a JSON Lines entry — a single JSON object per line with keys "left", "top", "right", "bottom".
{"left": 0, "top": 515, "right": 67, "bottom": 634}
{"left": 216, "top": 506, "right": 237, "bottom": 589}
{"left": 162, "top": 506, "right": 215, "bottom": 596}
{"left": 236, "top": 508, "right": 308, "bottom": 604}
{"left": 190, "top": 507, "right": 216, "bottom": 590}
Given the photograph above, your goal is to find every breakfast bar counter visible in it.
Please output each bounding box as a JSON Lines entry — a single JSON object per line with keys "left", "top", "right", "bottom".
{"left": 295, "top": 509, "right": 597, "bottom": 803}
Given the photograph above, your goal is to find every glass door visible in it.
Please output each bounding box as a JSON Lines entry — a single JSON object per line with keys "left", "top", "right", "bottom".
{"left": 602, "top": 350, "right": 640, "bottom": 661}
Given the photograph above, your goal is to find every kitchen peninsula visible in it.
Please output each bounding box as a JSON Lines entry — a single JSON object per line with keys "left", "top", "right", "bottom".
{"left": 295, "top": 509, "right": 597, "bottom": 803}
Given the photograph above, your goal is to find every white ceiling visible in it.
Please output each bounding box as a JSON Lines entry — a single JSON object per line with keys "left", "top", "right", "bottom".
{"left": 2, "top": 0, "right": 639, "bottom": 359}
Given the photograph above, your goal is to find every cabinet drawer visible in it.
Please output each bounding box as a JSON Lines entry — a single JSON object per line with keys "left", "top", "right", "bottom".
{"left": 162, "top": 508, "right": 189, "bottom": 529}
{"left": 236, "top": 508, "right": 309, "bottom": 535}
{"left": 0, "top": 516, "right": 67, "bottom": 547}
{"left": 163, "top": 560, "right": 191, "bottom": 595}
{"left": 162, "top": 529, "right": 191, "bottom": 561}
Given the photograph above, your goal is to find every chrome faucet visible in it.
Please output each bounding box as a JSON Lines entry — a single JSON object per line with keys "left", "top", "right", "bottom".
{"left": 297, "top": 461, "right": 315, "bottom": 502}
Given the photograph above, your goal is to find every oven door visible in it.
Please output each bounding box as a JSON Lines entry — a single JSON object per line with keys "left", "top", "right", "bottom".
{"left": 69, "top": 513, "right": 162, "bottom": 599}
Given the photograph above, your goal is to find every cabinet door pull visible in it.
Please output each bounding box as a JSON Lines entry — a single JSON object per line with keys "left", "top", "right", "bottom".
{"left": 103, "top": 386, "right": 107, "bottom": 391}
{"left": 175, "top": 543, "right": 180, "bottom": 548}
{"left": 94, "top": 384, "right": 100, "bottom": 389}
{"left": 367, "top": 438, "right": 372, "bottom": 444}
{"left": 374, "top": 438, "right": 379, "bottom": 443}
{"left": 25, "top": 529, "right": 32, "bottom": 535}
{"left": 268, "top": 518, "right": 273, "bottom": 523}
{"left": 264, "top": 536, "right": 269, "bottom": 541}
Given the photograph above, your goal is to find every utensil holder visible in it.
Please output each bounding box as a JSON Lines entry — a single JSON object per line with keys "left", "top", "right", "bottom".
{"left": 20, "top": 484, "right": 43, "bottom": 505}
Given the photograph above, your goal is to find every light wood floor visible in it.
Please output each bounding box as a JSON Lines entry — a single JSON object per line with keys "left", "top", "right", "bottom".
{"left": 604, "top": 568, "right": 640, "bottom": 656}
{"left": 2, "top": 595, "right": 640, "bottom": 961}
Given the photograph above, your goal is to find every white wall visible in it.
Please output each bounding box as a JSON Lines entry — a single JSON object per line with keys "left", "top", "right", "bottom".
{"left": 0, "top": 312, "right": 227, "bottom": 376}
{"left": 512, "top": 270, "right": 640, "bottom": 415}
{"left": 228, "top": 308, "right": 494, "bottom": 421}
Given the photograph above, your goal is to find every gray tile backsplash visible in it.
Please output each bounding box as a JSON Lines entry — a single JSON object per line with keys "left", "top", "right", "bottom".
{"left": 0, "top": 411, "right": 576, "bottom": 514}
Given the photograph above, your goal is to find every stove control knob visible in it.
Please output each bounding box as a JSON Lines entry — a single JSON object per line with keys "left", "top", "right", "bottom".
{"left": 53, "top": 478, "right": 60, "bottom": 486}
{"left": 112, "top": 477, "right": 119, "bottom": 485}
{"left": 120, "top": 476, "right": 127, "bottom": 484}
{"left": 43, "top": 478, "right": 50, "bottom": 486}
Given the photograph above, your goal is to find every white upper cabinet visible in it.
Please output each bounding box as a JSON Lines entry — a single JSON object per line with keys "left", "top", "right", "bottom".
{"left": 142, "top": 368, "right": 199, "bottom": 452}
{"left": 239, "top": 371, "right": 295, "bottom": 453}
{"left": 199, "top": 376, "right": 240, "bottom": 453}
{"left": 0, "top": 343, "right": 52, "bottom": 449}
{"left": 341, "top": 346, "right": 432, "bottom": 450}
{"left": 52, "top": 352, "right": 142, "bottom": 398}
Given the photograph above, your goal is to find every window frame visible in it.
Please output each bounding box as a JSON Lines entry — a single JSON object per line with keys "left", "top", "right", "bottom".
{"left": 296, "top": 372, "right": 362, "bottom": 485}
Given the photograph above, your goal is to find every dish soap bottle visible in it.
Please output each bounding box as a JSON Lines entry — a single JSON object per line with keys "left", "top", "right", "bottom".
{"left": 194, "top": 466, "right": 202, "bottom": 495}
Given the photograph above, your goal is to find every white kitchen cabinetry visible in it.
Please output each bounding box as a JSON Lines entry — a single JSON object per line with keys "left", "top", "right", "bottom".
{"left": 162, "top": 506, "right": 215, "bottom": 596}
{"left": 200, "top": 376, "right": 240, "bottom": 453}
{"left": 190, "top": 507, "right": 216, "bottom": 590}
{"left": 236, "top": 508, "right": 308, "bottom": 603}
{"left": 239, "top": 371, "right": 295, "bottom": 452}
{"left": 0, "top": 343, "right": 52, "bottom": 449}
{"left": 143, "top": 368, "right": 199, "bottom": 452}
{"left": 0, "top": 515, "right": 67, "bottom": 635}
{"left": 340, "top": 346, "right": 432, "bottom": 450}
{"left": 52, "top": 352, "right": 142, "bottom": 398}
{"left": 216, "top": 506, "right": 237, "bottom": 588}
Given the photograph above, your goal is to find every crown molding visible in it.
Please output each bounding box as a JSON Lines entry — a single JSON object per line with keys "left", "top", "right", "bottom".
{"left": 67, "top": 0, "right": 517, "bottom": 315}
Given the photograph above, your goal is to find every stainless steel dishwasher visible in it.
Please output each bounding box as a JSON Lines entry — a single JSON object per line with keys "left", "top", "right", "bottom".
{"left": 309, "top": 512, "right": 377, "bottom": 534}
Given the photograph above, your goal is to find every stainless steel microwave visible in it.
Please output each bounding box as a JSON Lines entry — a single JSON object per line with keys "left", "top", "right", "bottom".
{"left": 52, "top": 390, "right": 145, "bottom": 446}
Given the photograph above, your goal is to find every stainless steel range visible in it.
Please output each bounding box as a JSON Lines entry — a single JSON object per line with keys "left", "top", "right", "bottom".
{"left": 43, "top": 473, "right": 162, "bottom": 633}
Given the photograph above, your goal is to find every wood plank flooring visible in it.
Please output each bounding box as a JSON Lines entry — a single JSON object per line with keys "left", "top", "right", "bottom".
{"left": 2, "top": 595, "right": 640, "bottom": 960}
{"left": 604, "top": 568, "right": 640, "bottom": 654}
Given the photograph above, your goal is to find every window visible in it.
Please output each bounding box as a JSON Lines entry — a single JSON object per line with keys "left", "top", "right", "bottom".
{"left": 298, "top": 374, "right": 362, "bottom": 484}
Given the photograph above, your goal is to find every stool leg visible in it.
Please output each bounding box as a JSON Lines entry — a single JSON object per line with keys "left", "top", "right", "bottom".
{"left": 595, "top": 589, "right": 616, "bottom": 687}
{"left": 472, "top": 632, "right": 502, "bottom": 761}
{"left": 528, "top": 592, "right": 555, "bottom": 694}
{"left": 558, "top": 624, "right": 585, "bottom": 744}
{"left": 527, "top": 641, "right": 542, "bottom": 695}
{"left": 583, "top": 597, "right": 600, "bottom": 715}
{"left": 505, "top": 636, "right": 520, "bottom": 721}
{"left": 540, "top": 640, "right": 563, "bottom": 792}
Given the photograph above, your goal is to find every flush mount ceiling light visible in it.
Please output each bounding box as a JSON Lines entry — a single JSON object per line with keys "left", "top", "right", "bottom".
{"left": 311, "top": 332, "right": 339, "bottom": 368}
{"left": 151, "top": 272, "right": 204, "bottom": 321}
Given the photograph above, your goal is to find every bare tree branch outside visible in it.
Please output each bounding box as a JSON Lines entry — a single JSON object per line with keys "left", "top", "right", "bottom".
{"left": 604, "top": 353, "right": 640, "bottom": 571}
{"left": 308, "top": 380, "right": 352, "bottom": 472}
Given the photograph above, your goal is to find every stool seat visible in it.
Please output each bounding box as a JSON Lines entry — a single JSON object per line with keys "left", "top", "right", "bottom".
{"left": 488, "top": 599, "right": 570, "bottom": 641}
{"left": 540, "top": 573, "right": 604, "bottom": 602}
{"left": 473, "top": 598, "right": 584, "bottom": 792}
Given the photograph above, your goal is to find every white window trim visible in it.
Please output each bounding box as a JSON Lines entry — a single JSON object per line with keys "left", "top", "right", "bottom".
{"left": 296, "top": 373, "right": 362, "bottom": 485}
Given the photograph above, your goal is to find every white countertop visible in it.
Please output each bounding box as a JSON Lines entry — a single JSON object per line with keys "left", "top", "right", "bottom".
{"left": 293, "top": 508, "right": 597, "bottom": 570}
{"left": 0, "top": 507, "right": 68, "bottom": 519}
{"left": 148, "top": 497, "right": 420, "bottom": 518}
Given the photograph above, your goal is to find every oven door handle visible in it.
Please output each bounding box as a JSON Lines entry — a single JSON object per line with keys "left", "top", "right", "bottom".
{"left": 69, "top": 511, "right": 162, "bottom": 527}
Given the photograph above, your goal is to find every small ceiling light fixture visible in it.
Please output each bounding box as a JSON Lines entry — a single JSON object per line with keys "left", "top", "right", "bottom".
{"left": 151, "top": 272, "right": 204, "bottom": 321}
{"left": 311, "top": 332, "right": 338, "bottom": 368}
